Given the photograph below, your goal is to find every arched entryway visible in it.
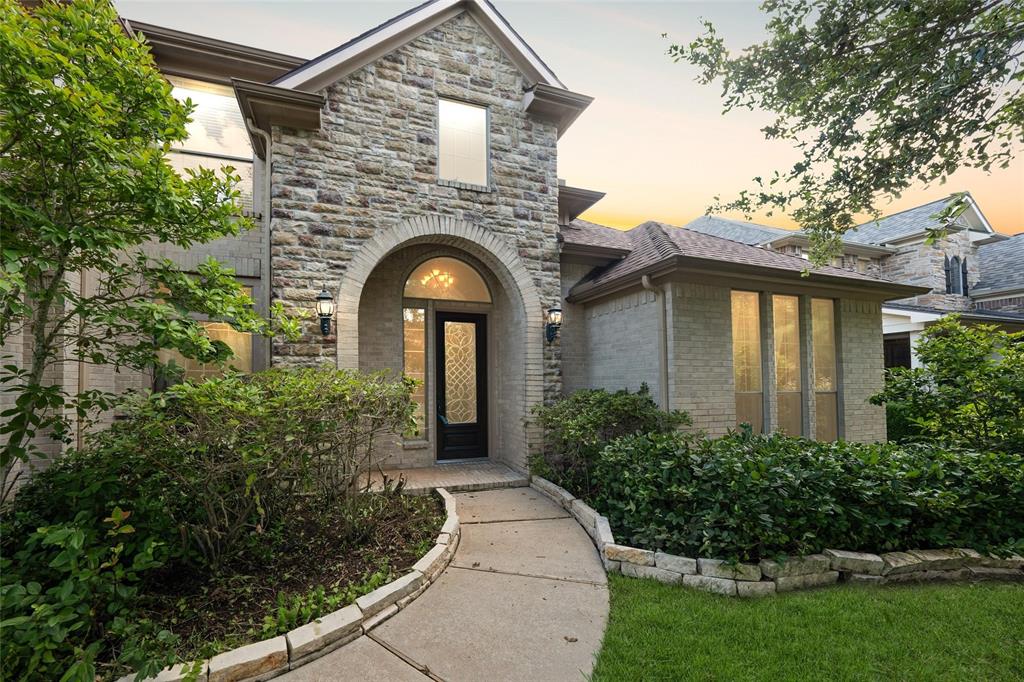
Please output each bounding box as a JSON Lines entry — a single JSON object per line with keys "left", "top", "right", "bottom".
{"left": 334, "top": 216, "right": 544, "bottom": 472}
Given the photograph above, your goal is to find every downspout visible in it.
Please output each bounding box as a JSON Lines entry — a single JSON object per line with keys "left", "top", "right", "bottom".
{"left": 641, "top": 275, "right": 670, "bottom": 410}
{"left": 245, "top": 118, "right": 273, "bottom": 370}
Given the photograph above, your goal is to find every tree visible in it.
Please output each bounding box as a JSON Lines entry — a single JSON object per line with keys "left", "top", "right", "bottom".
{"left": 0, "top": 0, "right": 299, "bottom": 502}
{"left": 870, "top": 316, "right": 1024, "bottom": 452}
{"left": 668, "top": 0, "right": 1024, "bottom": 263}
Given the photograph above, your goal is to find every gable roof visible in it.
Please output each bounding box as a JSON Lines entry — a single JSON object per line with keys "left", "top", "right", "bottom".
{"left": 272, "top": 0, "right": 565, "bottom": 92}
{"left": 974, "top": 233, "right": 1024, "bottom": 295}
{"left": 845, "top": 193, "right": 995, "bottom": 245}
{"left": 565, "top": 220, "right": 923, "bottom": 302}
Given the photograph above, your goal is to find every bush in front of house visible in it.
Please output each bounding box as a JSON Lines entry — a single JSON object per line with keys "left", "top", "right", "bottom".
{"left": 871, "top": 316, "right": 1024, "bottom": 452}
{"left": 1, "top": 368, "right": 417, "bottom": 682}
{"left": 582, "top": 429, "right": 1024, "bottom": 563}
{"left": 530, "top": 385, "right": 690, "bottom": 498}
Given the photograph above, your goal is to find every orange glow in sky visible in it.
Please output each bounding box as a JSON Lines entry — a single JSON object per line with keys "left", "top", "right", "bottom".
{"left": 119, "top": 0, "right": 1024, "bottom": 235}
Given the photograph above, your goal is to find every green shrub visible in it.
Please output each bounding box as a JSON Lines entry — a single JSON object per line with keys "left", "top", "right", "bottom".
{"left": 871, "top": 317, "right": 1024, "bottom": 451}
{"left": 1, "top": 368, "right": 416, "bottom": 680}
{"left": 582, "top": 430, "right": 1024, "bottom": 562}
{"left": 0, "top": 510, "right": 178, "bottom": 682}
{"left": 530, "top": 386, "right": 690, "bottom": 498}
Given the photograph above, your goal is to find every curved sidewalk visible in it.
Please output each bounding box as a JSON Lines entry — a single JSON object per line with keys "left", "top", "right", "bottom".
{"left": 281, "top": 486, "right": 609, "bottom": 681}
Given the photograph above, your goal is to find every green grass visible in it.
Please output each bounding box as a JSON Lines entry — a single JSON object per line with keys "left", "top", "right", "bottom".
{"left": 593, "top": 575, "right": 1024, "bottom": 681}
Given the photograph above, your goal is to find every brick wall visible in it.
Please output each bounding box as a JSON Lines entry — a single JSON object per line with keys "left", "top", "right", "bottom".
{"left": 582, "top": 286, "right": 663, "bottom": 402}
{"left": 669, "top": 282, "right": 735, "bottom": 437}
{"left": 837, "top": 298, "right": 887, "bottom": 443}
{"left": 975, "top": 296, "right": 1024, "bottom": 314}
{"left": 560, "top": 262, "right": 593, "bottom": 395}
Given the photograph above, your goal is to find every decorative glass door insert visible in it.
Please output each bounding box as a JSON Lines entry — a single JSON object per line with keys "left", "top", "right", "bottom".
{"left": 443, "top": 321, "right": 478, "bottom": 424}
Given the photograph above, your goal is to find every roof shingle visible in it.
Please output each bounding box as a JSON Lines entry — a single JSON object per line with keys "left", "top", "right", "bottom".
{"left": 975, "top": 234, "right": 1024, "bottom": 294}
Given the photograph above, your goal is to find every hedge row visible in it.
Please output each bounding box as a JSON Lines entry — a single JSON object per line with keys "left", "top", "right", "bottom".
{"left": 584, "top": 430, "right": 1024, "bottom": 562}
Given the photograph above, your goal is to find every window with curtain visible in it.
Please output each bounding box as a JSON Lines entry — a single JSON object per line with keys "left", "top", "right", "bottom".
{"left": 403, "top": 307, "right": 427, "bottom": 435}
{"left": 812, "top": 298, "right": 839, "bottom": 441}
{"left": 773, "top": 295, "right": 802, "bottom": 436}
{"left": 438, "top": 98, "right": 488, "bottom": 186}
{"left": 732, "top": 291, "right": 763, "bottom": 433}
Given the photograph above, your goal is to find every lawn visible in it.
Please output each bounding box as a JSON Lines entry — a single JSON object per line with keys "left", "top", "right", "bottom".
{"left": 593, "top": 575, "right": 1024, "bottom": 681}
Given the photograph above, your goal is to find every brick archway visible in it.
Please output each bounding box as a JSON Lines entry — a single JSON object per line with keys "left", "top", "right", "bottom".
{"left": 334, "top": 215, "right": 545, "bottom": 462}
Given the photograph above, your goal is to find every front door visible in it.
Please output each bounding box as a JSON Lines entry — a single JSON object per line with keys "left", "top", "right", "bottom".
{"left": 435, "top": 311, "right": 487, "bottom": 460}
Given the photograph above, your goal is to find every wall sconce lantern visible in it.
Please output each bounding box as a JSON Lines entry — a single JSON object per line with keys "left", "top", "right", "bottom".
{"left": 545, "top": 306, "right": 562, "bottom": 343}
{"left": 315, "top": 285, "right": 335, "bottom": 336}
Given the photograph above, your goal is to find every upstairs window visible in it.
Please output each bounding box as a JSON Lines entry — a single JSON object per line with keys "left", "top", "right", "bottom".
{"left": 438, "top": 98, "right": 488, "bottom": 187}
{"left": 949, "top": 256, "right": 963, "bottom": 294}
{"left": 168, "top": 76, "right": 253, "bottom": 210}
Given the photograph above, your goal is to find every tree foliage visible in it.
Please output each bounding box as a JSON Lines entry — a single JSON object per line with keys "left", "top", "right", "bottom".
{"left": 668, "top": 0, "right": 1024, "bottom": 262}
{"left": 871, "top": 316, "right": 1024, "bottom": 452}
{"left": 0, "top": 0, "right": 298, "bottom": 500}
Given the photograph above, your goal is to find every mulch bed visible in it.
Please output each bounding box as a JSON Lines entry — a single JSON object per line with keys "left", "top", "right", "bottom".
{"left": 124, "top": 489, "right": 443, "bottom": 665}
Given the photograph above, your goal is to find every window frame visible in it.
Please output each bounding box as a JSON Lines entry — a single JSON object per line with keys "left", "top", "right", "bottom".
{"left": 436, "top": 96, "right": 491, "bottom": 189}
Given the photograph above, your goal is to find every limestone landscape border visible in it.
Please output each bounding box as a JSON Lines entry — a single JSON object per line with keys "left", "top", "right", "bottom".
{"left": 530, "top": 476, "right": 1024, "bottom": 597}
{"left": 119, "top": 488, "right": 461, "bottom": 682}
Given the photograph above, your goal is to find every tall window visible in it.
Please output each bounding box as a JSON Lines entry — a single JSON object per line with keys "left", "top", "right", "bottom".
{"left": 773, "top": 295, "right": 802, "bottom": 436}
{"left": 732, "top": 291, "right": 763, "bottom": 433}
{"left": 403, "top": 308, "right": 427, "bottom": 435}
{"left": 961, "top": 257, "right": 969, "bottom": 296}
{"left": 438, "top": 98, "right": 488, "bottom": 186}
{"left": 949, "top": 256, "right": 962, "bottom": 294}
{"left": 168, "top": 76, "right": 253, "bottom": 211}
{"left": 812, "top": 298, "right": 839, "bottom": 441}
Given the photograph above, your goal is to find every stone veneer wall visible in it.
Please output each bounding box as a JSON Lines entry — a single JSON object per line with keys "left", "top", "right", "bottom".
{"left": 837, "top": 299, "right": 887, "bottom": 443}
{"left": 881, "top": 230, "right": 979, "bottom": 311}
{"left": 268, "top": 12, "right": 562, "bottom": 411}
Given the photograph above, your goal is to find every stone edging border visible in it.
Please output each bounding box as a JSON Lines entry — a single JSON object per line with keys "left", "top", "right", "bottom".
{"left": 119, "top": 487, "right": 460, "bottom": 682}
{"left": 530, "top": 476, "right": 1023, "bottom": 598}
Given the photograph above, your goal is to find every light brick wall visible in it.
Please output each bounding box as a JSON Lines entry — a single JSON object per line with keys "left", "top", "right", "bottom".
{"left": 669, "top": 282, "right": 735, "bottom": 436}
{"left": 837, "top": 298, "right": 887, "bottom": 443}
{"left": 582, "top": 286, "right": 662, "bottom": 400}
{"left": 560, "top": 262, "right": 592, "bottom": 395}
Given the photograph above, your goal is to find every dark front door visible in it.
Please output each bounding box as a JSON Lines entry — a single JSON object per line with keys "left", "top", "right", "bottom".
{"left": 435, "top": 311, "right": 487, "bottom": 460}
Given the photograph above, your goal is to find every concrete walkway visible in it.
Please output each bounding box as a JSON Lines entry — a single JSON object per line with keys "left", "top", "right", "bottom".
{"left": 281, "top": 487, "right": 609, "bottom": 681}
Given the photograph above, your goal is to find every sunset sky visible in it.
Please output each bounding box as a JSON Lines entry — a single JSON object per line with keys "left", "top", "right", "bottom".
{"left": 119, "top": 0, "right": 1024, "bottom": 236}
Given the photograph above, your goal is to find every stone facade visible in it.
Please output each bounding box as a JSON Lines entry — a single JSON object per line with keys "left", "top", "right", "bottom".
{"left": 267, "top": 13, "right": 561, "bottom": 469}
{"left": 880, "top": 230, "right": 979, "bottom": 311}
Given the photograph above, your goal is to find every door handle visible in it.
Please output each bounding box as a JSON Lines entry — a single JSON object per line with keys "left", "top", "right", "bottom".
{"left": 438, "top": 414, "right": 449, "bottom": 426}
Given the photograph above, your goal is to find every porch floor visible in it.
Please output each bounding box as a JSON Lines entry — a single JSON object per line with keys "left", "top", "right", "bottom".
{"left": 369, "top": 461, "right": 528, "bottom": 494}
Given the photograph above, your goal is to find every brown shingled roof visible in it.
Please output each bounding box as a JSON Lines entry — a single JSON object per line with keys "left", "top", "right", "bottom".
{"left": 567, "top": 220, "right": 920, "bottom": 301}
{"left": 559, "top": 219, "right": 632, "bottom": 252}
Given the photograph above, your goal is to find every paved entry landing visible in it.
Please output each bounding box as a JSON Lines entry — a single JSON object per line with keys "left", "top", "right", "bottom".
{"left": 281, "top": 486, "right": 608, "bottom": 682}
{"left": 369, "top": 462, "right": 528, "bottom": 494}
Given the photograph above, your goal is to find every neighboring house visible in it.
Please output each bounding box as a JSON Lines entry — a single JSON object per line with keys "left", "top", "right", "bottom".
{"left": 685, "top": 197, "right": 1024, "bottom": 369}
{"left": 4, "top": 0, "right": 928, "bottom": 476}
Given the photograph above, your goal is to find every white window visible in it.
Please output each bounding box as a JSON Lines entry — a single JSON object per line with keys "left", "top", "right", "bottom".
{"left": 438, "top": 98, "right": 488, "bottom": 186}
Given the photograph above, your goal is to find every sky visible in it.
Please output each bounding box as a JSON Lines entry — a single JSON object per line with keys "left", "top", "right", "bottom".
{"left": 118, "top": 0, "right": 1024, "bottom": 236}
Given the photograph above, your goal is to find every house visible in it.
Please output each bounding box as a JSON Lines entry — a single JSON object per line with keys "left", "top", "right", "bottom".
{"left": 686, "top": 197, "right": 1024, "bottom": 369}
{"left": 4, "top": 0, "right": 929, "bottom": 476}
